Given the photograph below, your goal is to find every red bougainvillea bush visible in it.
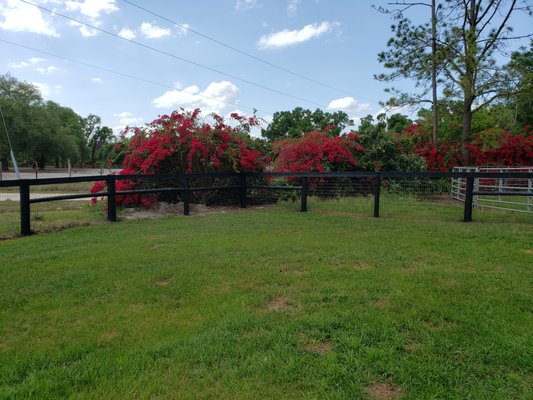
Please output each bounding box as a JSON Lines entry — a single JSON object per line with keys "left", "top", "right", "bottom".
{"left": 405, "top": 124, "right": 533, "bottom": 171}
{"left": 272, "top": 130, "right": 367, "bottom": 196}
{"left": 467, "top": 126, "right": 533, "bottom": 167}
{"left": 273, "top": 130, "right": 364, "bottom": 173}
{"left": 90, "top": 109, "right": 270, "bottom": 206}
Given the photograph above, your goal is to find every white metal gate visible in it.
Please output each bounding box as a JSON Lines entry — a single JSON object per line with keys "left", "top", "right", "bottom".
{"left": 451, "top": 166, "right": 533, "bottom": 213}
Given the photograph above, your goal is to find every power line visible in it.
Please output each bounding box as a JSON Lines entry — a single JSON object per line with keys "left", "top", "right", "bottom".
{"left": 0, "top": 39, "right": 272, "bottom": 116}
{"left": 20, "top": 0, "right": 332, "bottom": 109}
{"left": 120, "top": 0, "right": 376, "bottom": 102}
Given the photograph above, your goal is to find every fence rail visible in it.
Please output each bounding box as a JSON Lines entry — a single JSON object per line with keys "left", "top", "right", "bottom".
{"left": 451, "top": 166, "right": 533, "bottom": 213}
{"left": 1, "top": 170, "right": 532, "bottom": 236}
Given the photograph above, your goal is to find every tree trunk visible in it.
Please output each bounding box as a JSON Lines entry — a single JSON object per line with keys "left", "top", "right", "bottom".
{"left": 461, "top": 100, "right": 473, "bottom": 164}
{"left": 91, "top": 144, "right": 96, "bottom": 168}
{"left": 431, "top": 0, "right": 438, "bottom": 145}
{"left": 1, "top": 158, "right": 9, "bottom": 171}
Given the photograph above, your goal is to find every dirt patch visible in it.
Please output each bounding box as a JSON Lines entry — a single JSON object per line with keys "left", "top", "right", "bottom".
{"left": 266, "top": 297, "right": 290, "bottom": 311}
{"left": 333, "top": 260, "right": 372, "bottom": 270}
{"left": 365, "top": 382, "right": 403, "bottom": 399}
{"left": 304, "top": 341, "right": 333, "bottom": 355}
{"left": 353, "top": 261, "right": 371, "bottom": 270}
{"left": 120, "top": 202, "right": 270, "bottom": 221}
{"left": 426, "top": 194, "right": 462, "bottom": 206}
{"left": 404, "top": 340, "right": 423, "bottom": 353}
{"left": 155, "top": 278, "right": 171, "bottom": 286}
{"left": 100, "top": 331, "right": 120, "bottom": 340}
{"left": 215, "top": 282, "right": 232, "bottom": 293}
{"left": 373, "top": 298, "right": 390, "bottom": 309}
{"left": 279, "top": 265, "right": 308, "bottom": 276}
{"left": 522, "top": 249, "right": 533, "bottom": 254}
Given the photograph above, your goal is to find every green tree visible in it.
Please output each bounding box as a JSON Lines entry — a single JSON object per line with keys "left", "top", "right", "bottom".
{"left": 90, "top": 126, "right": 114, "bottom": 168}
{"left": 0, "top": 74, "right": 88, "bottom": 170}
{"left": 387, "top": 113, "right": 412, "bottom": 134}
{"left": 356, "top": 114, "right": 426, "bottom": 171}
{"left": 378, "top": 0, "right": 532, "bottom": 161}
{"left": 261, "top": 107, "right": 353, "bottom": 141}
{"left": 0, "top": 73, "right": 42, "bottom": 171}
{"left": 376, "top": 0, "right": 440, "bottom": 144}
{"left": 82, "top": 114, "right": 115, "bottom": 167}
{"left": 505, "top": 39, "right": 533, "bottom": 128}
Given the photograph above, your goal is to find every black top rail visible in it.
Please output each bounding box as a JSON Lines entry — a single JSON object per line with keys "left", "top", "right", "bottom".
{"left": 2, "top": 170, "right": 533, "bottom": 188}
{"left": 1, "top": 170, "right": 531, "bottom": 236}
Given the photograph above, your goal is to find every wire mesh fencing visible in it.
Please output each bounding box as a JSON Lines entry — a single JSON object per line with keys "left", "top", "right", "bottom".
{"left": 2, "top": 170, "right": 532, "bottom": 238}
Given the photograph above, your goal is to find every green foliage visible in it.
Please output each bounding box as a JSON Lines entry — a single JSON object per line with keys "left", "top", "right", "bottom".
{"left": 506, "top": 39, "right": 533, "bottom": 128}
{"left": 387, "top": 113, "right": 412, "bottom": 134}
{"left": 0, "top": 74, "right": 116, "bottom": 170}
{"left": 356, "top": 114, "right": 426, "bottom": 171}
{"left": 261, "top": 107, "right": 353, "bottom": 141}
{"left": 0, "top": 74, "right": 100, "bottom": 169}
{"left": 378, "top": 1, "right": 532, "bottom": 157}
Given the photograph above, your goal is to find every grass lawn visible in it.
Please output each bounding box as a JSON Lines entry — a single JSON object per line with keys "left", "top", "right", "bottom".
{"left": 0, "top": 197, "right": 532, "bottom": 399}
{"left": 0, "top": 200, "right": 105, "bottom": 239}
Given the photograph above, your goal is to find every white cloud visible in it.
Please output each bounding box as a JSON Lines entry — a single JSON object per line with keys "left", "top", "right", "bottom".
{"left": 257, "top": 21, "right": 339, "bottom": 50}
{"left": 79, "top": 25, "right": 98, "bottom": 37}
{"left": 113, "top": 111, "right": 143, "bottom": 125}
{"left": 176, "top": 23, "right": 190, "bottom": 36}
{"left": 118, "top": 27, "right": 135, "bottom": 39}
{"left": 32, "top": 82, "right": 50, "bottom": 97}
{"left": 152, "top": 81, "right": 239, "bottom": 113}
{"left": 140, "top": 22, "right": 171, "bottom": 39}
{"left": 0, "top": 0, "right": 59, "bottom": 37}
{"left": 287, "top": 0, "right": 301, "bottom": 15}
{"left": 327, "top": 97, "right": 370, "bottom": 114}
{"left": 32, "top": 82, "right": 61, "bottom": 97}
{"left": 92, "top": 77, "right": 103, "bottom": 84}
{"left": 68, "top": 19, "right": 100, "bottom": 36}
{"left": 235, "top": 0, "right": 259, "bottom": 10}
{"left": 65, "top": 0, "right": 118, "bottom": 18}
{"left": 36, "top": 66, "right": 59, "bottom": 75}
{"left": 8, "top": 57, "right": 45, "bottom": 69}
{"left": 8, "top": 61, "right": 29, "bottom": 69}
{"left": 29, "top": 57, "right": 45, "bottom": 64}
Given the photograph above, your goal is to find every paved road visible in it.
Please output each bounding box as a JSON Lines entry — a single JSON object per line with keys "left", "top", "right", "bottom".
{"left": 0, "top": 167, "right": 119, "bottom": 181}
{"left": 0, "top": 168, "right": 115, "bottom": 201}
{"left": 0, "top": 193, "right": 92, "bottom": 202}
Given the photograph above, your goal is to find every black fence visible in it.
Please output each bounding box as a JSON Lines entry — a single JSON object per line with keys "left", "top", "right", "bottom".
{"left": 1, "top": 170, "right": 532, "bottom": 236}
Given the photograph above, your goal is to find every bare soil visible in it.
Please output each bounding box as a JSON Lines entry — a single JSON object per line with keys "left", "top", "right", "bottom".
{"left": 365, "top": 382, "right": 403, "bottom": 399}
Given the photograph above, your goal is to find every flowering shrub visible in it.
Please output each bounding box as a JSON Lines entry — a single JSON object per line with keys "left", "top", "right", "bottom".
{"left": 468, "top": 126, "right": 533, "bottom": 166}
{"left": 405, "top": 124, "right": 532, "bottom": 170}
{"left": 273, "top": 130, "right": 363, "bottom": 173}
{"left": 90, "top": 109, "right": 269, "bottom": 206}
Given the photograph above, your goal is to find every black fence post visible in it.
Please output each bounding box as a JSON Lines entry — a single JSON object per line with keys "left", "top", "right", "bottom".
{"left": 463, "top": 176, "right": 474, "bottom": 222}
{"left": 183, "top": 176, "right": 190, "bottom": 216}
{"left": 20, "top": 182, "right": 31, "bottom": 236}
{"left": 301, "top": 177, "right": 308, "bottom": 212}
{"left": 373, "top": 174, "right": 381, "bottom": 218}
{"left": 107, "top": 177, "right": 117, "bottom": 222}
{"left": 240, "top": 172, "right": 247, "bottom": 208}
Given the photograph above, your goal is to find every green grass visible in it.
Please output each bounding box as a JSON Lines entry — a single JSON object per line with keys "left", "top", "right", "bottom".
{"left": 29, "top": 181, "right": 94, "bottom": 193}
{"left": 0, "top": 197, "right": 532, "bottom": 399}
{"left": 476, "top": 195, "right": 533, "bottom": 213}
{"left": 0, "top": 200, "right": 105, "bottom": 239}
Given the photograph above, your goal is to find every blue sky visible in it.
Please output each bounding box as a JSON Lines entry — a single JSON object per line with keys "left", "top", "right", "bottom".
{"left": 1, "top": 0, "right": 531, "bottom": 137}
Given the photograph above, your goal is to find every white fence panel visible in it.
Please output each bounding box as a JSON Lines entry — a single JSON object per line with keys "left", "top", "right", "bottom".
{"left": 451, "top": 166, "right": 533, "bottom": 213}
